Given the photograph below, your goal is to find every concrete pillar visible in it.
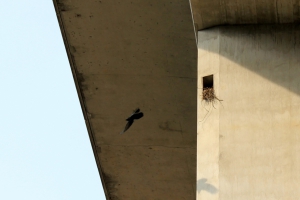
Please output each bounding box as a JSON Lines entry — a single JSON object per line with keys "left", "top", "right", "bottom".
{"left": 197, "top": 29, "right": 220, "bottom": 200}
{"left": 197, "top": 24, "right": 300, "bottom": 200}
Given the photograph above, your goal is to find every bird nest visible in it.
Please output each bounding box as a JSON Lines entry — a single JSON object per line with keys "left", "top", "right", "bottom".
{"left": 202, "top": 87, "right": 222, "bottom": 103}
{"left": 200, "top": 87, "right": 223, "bottom": 122}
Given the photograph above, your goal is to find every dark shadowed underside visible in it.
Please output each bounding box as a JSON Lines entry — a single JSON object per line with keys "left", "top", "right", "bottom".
{"left": 53, "top": 0, "right": 197, "bottom": 199}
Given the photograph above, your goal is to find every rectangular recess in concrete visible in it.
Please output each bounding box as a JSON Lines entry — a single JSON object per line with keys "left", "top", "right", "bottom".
{"left": 203, "top": 75, "right": 213, "bottom": 89}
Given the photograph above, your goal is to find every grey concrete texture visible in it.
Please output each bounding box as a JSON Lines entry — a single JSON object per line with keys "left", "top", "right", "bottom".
{"left": 53, "top": 0, "right": 197, "bottom": 199}
{"left": 197, "top": 24, "right": 300, "bottom": 200}
{"left": 190, "top": 0, "right": 300, "bottom": 30}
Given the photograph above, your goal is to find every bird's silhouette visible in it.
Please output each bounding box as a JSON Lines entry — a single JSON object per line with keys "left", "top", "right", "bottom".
{"left": 120, "top": 108, "right": 143, "bottom": 134}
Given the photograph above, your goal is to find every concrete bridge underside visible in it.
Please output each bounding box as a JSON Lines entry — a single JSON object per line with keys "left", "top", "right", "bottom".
{"left": 53, "top": 0, "right": 299, "bottom": 199}
{"left": 190, "top": 0, "right": 300, "bottom": 30}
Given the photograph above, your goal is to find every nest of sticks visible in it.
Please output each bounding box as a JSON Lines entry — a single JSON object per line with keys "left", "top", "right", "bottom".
{"left": 199, "top": 87, "right": 223, "bottom": 122}
{"left": 202, "top": 87, "right": 222, "bottom": 104}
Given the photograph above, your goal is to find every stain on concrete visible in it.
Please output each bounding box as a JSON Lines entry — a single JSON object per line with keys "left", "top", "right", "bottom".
{"left": 76, "top": 72, "right": 85, "bottom": 85}
{"left": 103, "top": 173, "right": 119, "bottom": 200}
{"left": 56, "top": 0, "right": 71, "bottom": 12}
{"left": 70, "top": 45, "right": 76, "bottom": 54}
{"left": 96, "top": 146, "right": 101, "bottom": 153}
{"left": 159, "top": 121, "right": 182, "bottom": 133}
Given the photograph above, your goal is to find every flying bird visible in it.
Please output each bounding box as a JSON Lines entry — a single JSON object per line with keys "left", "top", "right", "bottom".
{"left": 120, "top": 108, "right": 144, "bottom": 134}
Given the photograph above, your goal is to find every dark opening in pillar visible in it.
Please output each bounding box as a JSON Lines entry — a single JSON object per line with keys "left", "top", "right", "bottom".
{"left": 203, "top": 75, "right": 213, "bottom": 89}
{"left": 202, "top": 75, "right": 217, "bottom": 102}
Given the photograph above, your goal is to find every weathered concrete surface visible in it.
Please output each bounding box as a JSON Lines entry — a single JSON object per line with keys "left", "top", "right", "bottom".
{"left": 53, "top": 0, "right": 197, "bottom": 199}
{"left": 197, "top": 24, "right": 300, "bottom": 199}
{"left": 197, "top": 29, "right": 220, "bottom": 200}
{"left": 190, "top": 0, "right": 300, "bottom": 30}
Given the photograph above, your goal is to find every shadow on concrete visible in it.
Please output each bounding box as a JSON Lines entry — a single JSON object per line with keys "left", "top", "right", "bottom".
{"left": 197, "top": 178, "right": 218, "bottom": 194}
{"left": 198, "top": 24, "right": 300, "bottom": 97}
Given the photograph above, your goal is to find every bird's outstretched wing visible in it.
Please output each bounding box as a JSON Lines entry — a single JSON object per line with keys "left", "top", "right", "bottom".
{"left": 132, "top": 112, "right": 144, "bottom": 120}
{"left": 126, "top": 108, "right": 140, "bottom": 120}
{"left": 120, "top": 120, "right": 134, "bottom": 134}
{"left": 133, "top": 108, "right": 140, "bottom": 114}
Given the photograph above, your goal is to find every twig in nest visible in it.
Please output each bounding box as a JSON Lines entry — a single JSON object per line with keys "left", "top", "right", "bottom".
{"left": 199, "top": 87, "right": 223, "bottom": 125}
{"left": 202, "top": 87, "right": 222, "bottom": 108}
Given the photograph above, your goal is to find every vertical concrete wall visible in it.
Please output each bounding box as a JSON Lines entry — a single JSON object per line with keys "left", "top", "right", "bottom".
{"left": 197, "top": 25, "right": 300, "bottom": 200}
{"left": 197, "top": 29, "right": 220, "bottom": 200}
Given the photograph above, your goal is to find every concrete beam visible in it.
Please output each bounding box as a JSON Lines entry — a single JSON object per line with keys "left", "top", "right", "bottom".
{"left": 190, "top": 0, "right": 300, "bottom": 30}
{"left": 53, "top": 0, "right": 197, "bottom": 199}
